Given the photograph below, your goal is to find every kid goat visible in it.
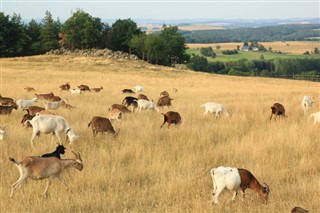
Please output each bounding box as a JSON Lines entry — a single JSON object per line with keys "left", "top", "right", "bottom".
{"left": 9, "top": 151, "right": 83, "bottom": 197}
{"left": 210, "top": 166, "right": 270, "bottom": 204}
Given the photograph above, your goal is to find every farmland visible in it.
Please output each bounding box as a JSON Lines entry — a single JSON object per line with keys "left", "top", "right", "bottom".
{"left": 0, "top": 55, "right": 319, "bottom": 212}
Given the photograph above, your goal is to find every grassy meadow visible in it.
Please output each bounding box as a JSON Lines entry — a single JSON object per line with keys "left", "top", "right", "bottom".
{"left": 0, "top": 55, "right": 319, "bottom": 212}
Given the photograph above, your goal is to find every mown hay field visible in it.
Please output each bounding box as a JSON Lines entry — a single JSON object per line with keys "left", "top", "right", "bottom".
{"left": 0, "top": 55, "right": 319, "bottom": 212}
{"left": 187, "top": 41, "right": 320, "bottom": 54}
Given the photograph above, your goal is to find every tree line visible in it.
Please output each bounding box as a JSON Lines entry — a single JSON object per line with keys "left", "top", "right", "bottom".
{"left": 0, "top": 10, "right": 189, "bottom": 66}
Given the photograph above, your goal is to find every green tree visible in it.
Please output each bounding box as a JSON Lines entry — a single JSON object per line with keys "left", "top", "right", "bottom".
{"left": 40, "top": 11, "right": 60, "bottom": 52}
{"left": 26, "top": 19, "right": 42, "bottom": 55}
{"left": 187, "top": 55, "right": 208, "bottom": 71}
{"left": 200, "top": 47, "right": 216, "bottom": 58}
{"left": 129, "top": 33, "right": 147, "bottom": 60}
{"left": 63, "top": 9, "right": 104, "bottom": 49}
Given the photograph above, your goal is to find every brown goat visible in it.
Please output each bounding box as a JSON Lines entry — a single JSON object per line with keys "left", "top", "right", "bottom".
{"left": 109, "top": 104, "right": 132, "bottom": 113}
{"left": 0, "top": 104, "right": 18, "bottom": 115}
{"left": 35, "top": 92, "right": 54, "bottom": 100}
{"left": 92, "top": 86, "right": 103, "bottom": 92}
{"left": 24, "top": 87, "right": 36, "bottom": 92}
{"left": 291, "top": 207, "right": 309, "bottom": 213}
{"left": 160, "top": 91, "right": 169, "bottom": 97}
{"left": 47, "top": 95, "right": 62, "bottom": 102}
{"left": 138, "top": 94, "right": 149, "bottom": 100}
{"left": 59, "top": 82, "right": 70, "bottom": 91}
{"left": 88, "top": 116, "right": 119, "bottom": 137}
{"left": 0, "top": 95, "right": 15, "bottom": 106}
{"left": 157, "top": 96, "right": 173, "bottom": 107}
{"left": 270, "top": 103, "right": 286, "bottom": 120}
{"left": 21, "top": 114, "right": 35, "bottom": 128}
{"left": 24, "top": 106, "right": 45, "bottom": 115}
{"left": 161, "top": 111, "right": 182, "bottom": 128}
{"left": 78, "top": 85, "right": 91, "bottom": 92}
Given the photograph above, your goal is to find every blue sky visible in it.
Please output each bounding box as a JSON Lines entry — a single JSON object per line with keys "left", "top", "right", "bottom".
{"left": 1, "top": 0, "right": 319, "bottom": 21}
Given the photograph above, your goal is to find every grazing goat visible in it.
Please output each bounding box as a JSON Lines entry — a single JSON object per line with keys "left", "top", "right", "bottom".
{"left": 44, "top": 100, "right": 65, "bottom": 110}
{"left": 9, "top": 151, "right": 83, "bottom": 197}
{"left": 309, "top": 111, "right": 320, "bottom": 124}
{"left": 157, "top": 96, "right": 173, "bottom": 108}
{"left": 0, "top": 95, "right": 15, "bottom": 106}
{"left": 60, "top": 102, "right": 74, "bottom": 109}
{"left": 47, "top": 95, "right": 62, "bottom": 102}
{"left": 270, "top": 103, "right": 286, "bottom": 120}
{"left": 37, "top": 110, "right": 56, "bottom": 115}
{"left": 161, "top": 111, "right": 182, "bottom": 128}
{"left": 71, "top": 88, "right": 81, "bottom": 94}
{"left": 301, "top": 96, "right": 313, "bottom": 115}
{"left": 122, "top": 96, "right": 138, "bottom": 107}
{"left": 137, "top": 99, "right": 159, "bottom": 112}
{"left": 24, "top": 106, "right": 45, "bottom": 116}
{"left": 27, "top": 115, "right": 80, "bottom": 146}
{"left": 21, "top": 114, "right": 35, "bottom": 128}
{"left": 211, "top": 166, "right": 270, "bottom": 204}
{"left": 135, "top": 85, "right": 144, "bottom": 93}
{"left": 88, "top": 116, "right": 119, "bottom": 137}
{"left": 138, "top": 94, "right": 149, "bottom": 100}
{"left": 59, "top": 82, "right": 70, "bottom": 91}
{"left": 16, "top": 98, "right": 38, "bottom": 109}
{"left": 0, "top": 124, "right": 7, "bottom": 140}
{"left": 108, "top": 108, "right": 123, "bottom": 122}
{"left": 122, "top": 89, "right": 135, "bottom": 94}
{"left": 78, "top": 84, "right": 91, "bottom": 92}
{"left": 92, "top": 86, "right": 103, "bottom": 92}
{"left": 160, "top": 91, "right": 169, "bottom": 97}
{"left": 0, "top": 104, "right": 18, "bottom": 115}
{"left": 41, "top": 144, "right": 66, "bottom": 159}
{"left": 201, "top": 102, "right": 230, "bottom": 118}
{"left": 109, "top": 104, "right": 132, "bottom": 113}
{"left": 24, "top": 87, "right": 36, "bottom": 92}
{"left": 35, "top": 92, "right": 54, "bottom": 100}
{"left": 291, "top": 206, "right": 309, "bottom": 213}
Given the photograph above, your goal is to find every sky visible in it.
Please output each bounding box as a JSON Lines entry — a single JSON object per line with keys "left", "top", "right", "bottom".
{"left": 0, "top": 0, "right": 319, "bottom": 22}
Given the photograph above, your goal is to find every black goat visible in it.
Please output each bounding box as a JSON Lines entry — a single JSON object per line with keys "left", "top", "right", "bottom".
{"left": 41, "top": 145, "right": 66, "bottom": 159}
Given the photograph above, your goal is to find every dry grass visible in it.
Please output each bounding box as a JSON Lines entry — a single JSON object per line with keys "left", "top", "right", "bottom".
{"left": 187, "top": 41, "right": 320, "bottom": 54}
{"left": 0, "top": 55, "right": 319, "bottom": 212}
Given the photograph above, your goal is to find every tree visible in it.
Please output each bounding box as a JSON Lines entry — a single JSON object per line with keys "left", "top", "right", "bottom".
{"left": 110, "top": 18, "right": 141, "bottom": 52}
{"left": 26, "top": 19, "right": 42, "bottom": 55}
{"left": 187, "top": 55, "right": 208, "bottom": 71}
{"left": 314, "top": 47, "right": 320, "bottom": 54}
{"left": 40, "top": 11, "right": 60, "bottom": 52}
{"left": 200, "top": 47, "right": 216, "bottom": 58}
{"left": 129, "top": 33, "right": 147, "bottom": 60}
{"left": 63, "top": 9, "right": 104, "bottom": 49}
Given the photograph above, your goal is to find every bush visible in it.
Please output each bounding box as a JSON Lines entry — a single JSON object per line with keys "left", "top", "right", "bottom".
{"left": 222, "top": 49, "right": 238, "bottom": 55}
{"left": 228, "top": 68, "right": 249, "bottom": 76}
{"left": 200, "top": 47, "right": 216, "bottom": 58}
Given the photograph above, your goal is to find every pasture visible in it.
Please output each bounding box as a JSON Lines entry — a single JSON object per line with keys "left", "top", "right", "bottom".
{"left": 0, "top": 55, "right": 319, "bottom": 212}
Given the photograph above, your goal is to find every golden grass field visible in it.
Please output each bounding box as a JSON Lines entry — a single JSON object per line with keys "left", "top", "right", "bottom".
{"left": 187, "top": 41, "right": 320, "bottom": 54}
{"left": 0, "top": 55, "right": 319, "bottom": 212}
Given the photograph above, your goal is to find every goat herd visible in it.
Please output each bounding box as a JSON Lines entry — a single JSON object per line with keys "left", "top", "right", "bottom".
{"left": 0, "top": 82, "right": 317, "bottom": 213}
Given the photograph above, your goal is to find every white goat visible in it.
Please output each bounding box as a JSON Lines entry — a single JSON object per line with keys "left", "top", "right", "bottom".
{"left": 135, "top": 85, "right": 144, "bottom": 93}
{"left": 44, "top": 100, "right": 65, "bottom": 110}
{"left": 210, "top": 166, "right": 269, "bottom": 204}
{"left": 309, "top": 111, "right": 320, "bottom": 124}
{"left": 301, "top": 96, "right": 313, "bottom": 115}
{"left": 9, "top": 151, "right": 83, "bottom": 197}
{"left": 70, "top": 88, "right": 81, "bottom": 94}
{"left": 201, "top": 102, "right": 230, "bottom": 118}
{"left": 0, "top": 124, "right": 7, "bottom": 140}
{"left": 137, "top": 99, "right": 159, "bottom": 112}
{"left": 16, "top": 98, "right": 38, "bottom": 109}
{"left": 26, "top": 114, "right": 80, "bottom": 146}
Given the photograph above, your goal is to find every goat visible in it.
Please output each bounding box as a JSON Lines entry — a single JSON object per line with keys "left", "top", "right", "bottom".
{"left": 108, "top": 108, "right": 123, "bottom": 122}
{"left": 59, "top": 102, "right": 74, "bottom": 109}
{"left": 35, "top": 92, "right": 54, "bottom": 100}
{"left": 160, "top": 91, "right": 169, "bottom": 97}
{"left": 24, "top": 87, "right": 36, "bottom": 92}
{"left": 109, "top": 104, "right": 132, "bottom": 113}
{"left": 59, "top": 82, "right": 70, "bottom": 91}
{"left": 309, "top": 111, "right": 320, "bottom": 124}
{"left": 26, "top": 115, "right": 80, "bottom": 146}
{"left": 157, "top": 96, "right": 173, "bottom": 108}
{"left": 291, "top": 206, "right": 309, "bottom": 213}
{"left": 161, "top": 111, "right": 182, "bottom": 128}
{"left": 137, "top": 99, "right": 159, "bottom": 112}
{"left": 47, "top": 95, "right": 62, "bottom": 102}
{"left": 37, "top": 110, "right": 56, "bottom": 115}
{"left": 0, "top": 104, "right": 18, "bottom": 115}
{"left": 122, "top": 96, "right": 138, "bottom": 107}
{"left": 16, "top": 98, "right": 38, "bottom": 109}
{"left": 70, "top": 88, "right": 81, "bottom": 94}
{"left": 78, "top": 84, "right": 91, "bottom": 92}
{"left": 122, "top": 89, "right": 135, "bottom": 94}
{"left": 92, "top": 86, "right": 103, "bottom": 92}
{"left": 201, "top": 102, "right": 230, "bottom": 118}
{"left": 0, "top": 95, "right": 15, "bottom": 106}
{"left": 88, "top": 116, "right": 119, "bottom": 137}
{"left": 211, "top": 166, "right": 270, "bottom": 204}
{"left": 41, "top": 144, "right": 66, "bottom": 159}
{"left": 9, "top": 151, "right": 83, "bottom": 197}
{"left": 21, "top": 114, "right": 35, "bottom": 128}
{"left": 137, "top": 94, "right": 149, "bottom": 100}
{"left": 44, "top": 100, "right": 65, "bottom": 110}
{"left": 135, "top": 85, "right": 144, "bottom": 93}
{"left": 301, "top": 96, "right": 313, "bottom": 115}
{"left": 270, "top": 103, "right": 286, "bottom": 120}
{"left": 0, "top": 124, "right": 7, "bottom": 140}
{"left": 24, "top": 106, "right": 45, "bottom": 116}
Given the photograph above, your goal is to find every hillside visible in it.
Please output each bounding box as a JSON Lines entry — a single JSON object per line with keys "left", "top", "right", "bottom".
{"left": 0, "top": 55, "right": 319, "bottom": 212}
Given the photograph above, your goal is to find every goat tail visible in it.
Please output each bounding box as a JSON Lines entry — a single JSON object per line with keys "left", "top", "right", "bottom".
{"left": 9, "top": 158, "right": 20, "bottom": 165}
{"left": 88, "top": 121, "right": 92, "bottom": 127}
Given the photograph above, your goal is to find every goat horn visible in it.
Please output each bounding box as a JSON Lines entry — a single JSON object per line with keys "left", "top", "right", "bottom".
{"left": 71, "top": 150, "right": 79, "bottom": 158}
